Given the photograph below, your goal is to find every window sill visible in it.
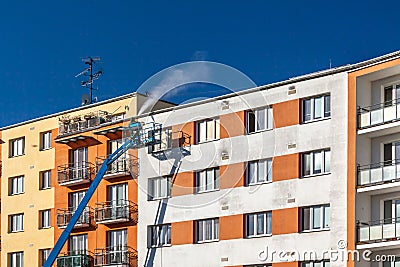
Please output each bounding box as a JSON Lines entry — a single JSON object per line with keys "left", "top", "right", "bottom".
{"left": 9, "top": 154, "right": 25, "bottom": 158}
{"left": 9, "top": 192, "right": 25, "bottom": 196}
{"left": 40, "top": 226, "right": 52, "bottom": 230}
{"left": 246, "top": 233, "right": 272, "bottom": 239}
{"left": 149, "top": 244, "right": 172, "bottom": 249}
{"left": 301, "top": 228, "right": 330, "bottom": 233}
{"left": 40, "top": 187, "right": 52, "bottom": 191}
{"left": 195, "top": 188, "right": 220, "bottom": 194}
{"left": 196, "top": 239, "right": 219, "bottom": 244}
{"left": 9, "top": 230, "right": 24, "bottom": 234}
{"left": 197, "top": 138, "right": 220, "bottom": 145}
{"left": 302, "top": 117, "right": 331, "bottom": 124}
{"left": 246, "top": 128, "right": 273, "bottom": 135}
{"left": 247, "top": 180, "right": 272, "bottom": 187}
{"left": 40, "top": 147, "right": 53, "bottom": 151}
{"left": 302, "top": 172, "right": 331, "bottom": 179}
{"left": 149, "top": 196, "right": 171, "bottom": 201}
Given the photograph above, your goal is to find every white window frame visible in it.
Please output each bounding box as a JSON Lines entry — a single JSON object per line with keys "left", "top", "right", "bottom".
{"left": 9, "top": 251, "right": 24, "bottom": 267}
{"left": 39, "top": 249, "right": 51, "bottom": 266}
{"left": 196, "top": 168, "right": 220, "bottom": 193}
{"left": 301, "top": 204, "right": 330, "bottom": 232}
{"left": 302, "top": 94, "right": 331, "bottom": 123}
{"left": 40, "top": 170, "right": 52, "bottom": 190}
{"left": 148, "top": 224, "right": 171, "bottom": 248}
{"left": 196, "top": 218, "right": 219, "bottom": 243}
{"left": 301, "top": 260, "right": 330, "bottom": 267}
{"left": 302, "top": 149, "right": 331, "bottom": 177}
{"left": 70, "top": 234, "right": 88, "bottom": 254}
{"left": 40, "top": 131, "right": 52, "bottom": 150}
{"left": 246, "top": 211, "right": 272, "bottom": 237}
{"left": 246, "top": 106, "right": 273, "bottom": 133}
{"left": 40, "top": 209, "right": 51, "bottom": 229}
{"left": 247, "top": 158, "right": 273, "bottom": 185}
{"left": 9, "top": 213, "right": 24, "bottom": 233}
{"left": 149, "top": 176, "right": 172, "bottom": 200}
{"left": 9, "top": 176, "right": 24, "bottom": 195}
{"left": 10, "top": 137, "right": 25, "bottom": 157}
{"left": 197, "top": 118, "right": 220, "bottom": 143}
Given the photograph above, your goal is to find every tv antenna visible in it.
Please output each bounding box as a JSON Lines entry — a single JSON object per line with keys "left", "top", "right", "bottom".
{"left": 75, "top": 56, "right": 103, "bottom": 105}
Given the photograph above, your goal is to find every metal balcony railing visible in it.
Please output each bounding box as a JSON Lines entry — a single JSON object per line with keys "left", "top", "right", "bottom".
{"left": 57, "top": 163, "right": 95, "bottom": 186}
{"left": 357, "top": 218, "right": 400, "bottom": 243}
{"left": 94, "top": 200, "right": 138, "bottom": 224}
{"left": 58, "top": 111, "right": 111, "bottom": 137}
{"left": 358, "top": 100, "right": 400, "bottom": 129}
{"left": 96, "top": 156, "right": 138, "bottom": 178}
{"left": 56, "top": 251, "right": 92, "bottom": 267}
{"left": 57, "top": 207, "right": 92, "bottom": 228}
{"left": 94, "top": 246, "right": 137, "bottom": 267}
{"left": 358, "top": 160, "right": 400, "bottom": 187}
{"left": 151, "top": 130, "right": 191, "bottom": 153}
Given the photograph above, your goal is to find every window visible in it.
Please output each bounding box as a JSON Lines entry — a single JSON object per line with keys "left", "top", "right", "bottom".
{"left": 40, "top": 210, "right": 51, "bottom": 229}
{"left": 247, "top": 158, "right": 272, "bottom": 185}
{"left": 10, "top": 137, "right": 25, "bottom": 157}
{"left": 70, "top": 234, "right": 88, "bottom": 254}
{"left": 247, "top": 106, "right": 273, "bottom": 133}
{"left": 108, "top": 229, "right": 127, "bottom": 248}
{"left": 152, "top": 127, "right": 173, "bottom": 152}
{"left": 8, "top": 251, "right": 23, "bottom": 267}
{"left": 40, "top": 170, "right": 51, "bottom": 190}
{"left": 302, "top": 149, "right": 331, "bottom": 177}
{"left": 9, "top": 176, "right": 24, "bottom": 195}
{"left": 302, "top": 95, "right": 331, "bottom": 123}
{"left": 246, "top": 212, "right": 272, "bottom": 237}
{"left": 301, "top": 260, "right": 330, "bottom": 267}
{"left": 197, "top": 118, "right": 220, "bottom": 143}
{"left": 301, "top": 205, "right": 330, "bottom": 231}
{"left": 196, "top": 168, "right": 220, "bottom": 193}
{"left": 148, "top": 176, "right": 172, "bottom": 200}
{"left": 148, "top": 224, "right": 171, "bottom": 247}
{"left": 195, "top": 218, "right": 219, "bottom": 243}
{"left": 40, "top": 131, "right": 52, "bottom": 150}
{"left": 9, "top": 213, "right": 24, "bottom": 232}
{"left": 39, "top": 249, "right": 51, "bottom": 266}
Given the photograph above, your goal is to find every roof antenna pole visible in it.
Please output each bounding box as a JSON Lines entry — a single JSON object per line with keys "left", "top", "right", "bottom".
{"left": 75, "top": 56, "right": 103, "bottom": 105}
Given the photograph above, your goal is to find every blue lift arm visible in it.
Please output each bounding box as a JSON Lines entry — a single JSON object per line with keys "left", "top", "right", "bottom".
{"left": 43, "top": 139, "right": 135, "bottom": 267}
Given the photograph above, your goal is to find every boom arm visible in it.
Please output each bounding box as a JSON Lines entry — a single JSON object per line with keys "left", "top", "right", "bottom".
{"left": 43, "top": 139, "right": 135, "bottom": 267}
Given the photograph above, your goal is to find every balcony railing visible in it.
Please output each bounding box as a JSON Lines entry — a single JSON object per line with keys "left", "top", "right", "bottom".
{"left": 56, "top": 251, "right": 92, "bottom": 267}
{"left": 358, "top": 100, "right": 400, "bottom": 129}
{"left": 96, "top": 156, "right": 138, "bottom": 178}
{"left": 58, "top": 111, "right": 111, "bottom": 137}
{"left": 57, "top": 207, "right": 92, "bottom": 228}
{"left": 94, "top": 200, "right": 138, "bottom": 224}
{"left": 94, "top": 246, "right": 137, "bottom": 267}
{"left": 358, "top": 161, "right": 400, "bottom": 187}
{"left": 58, "top": 163, "right": 95, "bottom": 186}
{"left": 358, "top": 218, "right": 400, "bottom": 243}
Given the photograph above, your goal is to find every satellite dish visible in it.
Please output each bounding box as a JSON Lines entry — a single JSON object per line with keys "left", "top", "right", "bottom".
{"left": 81, "top": 94, "right": 90, "bottom": 106}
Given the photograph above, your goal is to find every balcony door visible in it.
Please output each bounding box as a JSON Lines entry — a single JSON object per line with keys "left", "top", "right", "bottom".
{"left": 70, "top": 191, "right": 87, "bottom": 224}
{"left": 383, "top": 142, "right": 400, "bottom": 164}
{"left": 384, "top": 83, "right": 400, "bottom": 106}
{"left": 383, "top": 199, "right": 400, "bottom": 224}
{"left": 107, "top": 229, "right": 128, "bottom": 263}
{"left": 109, "top": 139, "right": 126, "bottom": 172}
{"left": 71, "top": 147, "right": 88, "bottom": 178}
{"left": 70, "top": 234, "right": 88, "bottom": 255}
{"left": 108, "top": 183, "right": 128, "bottom": 219}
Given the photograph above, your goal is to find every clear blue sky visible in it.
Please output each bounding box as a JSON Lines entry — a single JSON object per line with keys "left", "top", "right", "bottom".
{"left": 0, "top": 0, "right": 399, "bottom": 127}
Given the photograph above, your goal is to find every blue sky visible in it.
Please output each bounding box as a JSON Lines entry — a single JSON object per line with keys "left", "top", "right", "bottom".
{"left": 0, "top": 0, "right": 399, "bottom": 127}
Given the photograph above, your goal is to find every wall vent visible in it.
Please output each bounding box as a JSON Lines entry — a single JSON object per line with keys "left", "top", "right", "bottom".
{"left": 287, "top": 198, "right": 296, "bottom": 203}
{"left": 221, "top": 152, "right": 229, "bottom": 160}
{"left": 221, "top": 100, "right": 230, "bottom": 110}
{"left": 287, "top": 143, "right": 296, "bottom": 149}
{"left": 288, "top": 86, "right": 296, "bottom": 95}
{"left": 221, "top": 257, "right": 229, "bottom": 262}
{"left": 221, "top": 205, "right": 229, "bottom": 210}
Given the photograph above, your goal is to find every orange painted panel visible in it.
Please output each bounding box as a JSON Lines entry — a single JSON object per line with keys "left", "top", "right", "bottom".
{"left": 172, "top": 122, "right": 196, "bottom": 145}
{"left": 171, "top": 220, "right": 194, "bottom": 245}
{"left": 272, "top": 154, "right": 299, "bottom": 181}
{"left": 220, "top": 214, "right": 244, "bottom": 240}
{"left": 220, "top": 163, "right": 245, "bottom": 189}
{"left": 220, "top": 111, "right": 246, "bottom": 139}
{"left": 273, "top": 262, "right": 299, "bottom": 267}
{"left": 272, "top": 208, "right": 299, "bottom": 235}
{"left": 273, "top": 99, "right": 300, "bottom": 128}
{"left": 171, "top": 172, "right": 194, "bottom": 197}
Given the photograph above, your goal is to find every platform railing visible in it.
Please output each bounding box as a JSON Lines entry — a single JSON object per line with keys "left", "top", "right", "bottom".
{"left": 94, "top": 200, "right": 138, "bottom": 224}
{"left": 358, "top": 100, "right": 400, "bottom": 129}
{"left": 94, "top": 245, "right": 137, "bottom": 267}
{"left": 57, "top": 162, "right": 95, "bottom": 186}
{"left": 357, "top": 218, "right": 400, "bottom": 243}
{"left": 358, "top": 160, "right": 400, "bottom": 187}
{"left": 56, "top": 250, "right": 92, "bottom": 267}
{"left": 57, "top": 207, "right": 92, "bottom": 228}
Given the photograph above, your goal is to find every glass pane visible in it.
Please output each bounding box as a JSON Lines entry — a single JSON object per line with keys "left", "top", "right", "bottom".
{"left": 198, "top": 121, "right": 206, "bottom": 143}
{"left": 248, "top": 162, "right": 256, "bottom": 184}
{"left": 267, "top": 159, "right": 272, "bottom": 181}
{"left": 207, "top": 120, "right": 215, "bottom": 140}
{"left": 247, "top": 214, "right": 254, "bottom": 236}
{"left": 206, "top": 169, "right": 214, "bottom": 191}
{"left": 257, "top": 160, "right": 266, "bottom": 183}
{"left": 205, "top": 220, "right": 212, "bottom": 240}
{"left": 313, "top": 207, "right": 322, "bottom": 229}
{"left": 324, "top": 206, "right": 330, "bottom": 228}
{"left": 324, "top": 150, "right": 331, "bottom": 173}
{"left": 257, "top": 213, "right": 265, "bottom": 235}
{"left": 313, "top": 151, "right": 322, "bottom": 174}
{"left": 314, "top": 97, "right": 323, "bottom": 119}
{"left": 303, "top": 208, "right": 310, "bottom": 230}
{"left": 324, "top": 95, "right": 331, "bottom": 117}
{"left": 267, "top": 212, "right": 272, "bottom": 234}
{"left": 303, "top": 153, "right": 311, "bottom": 176}
{"left": 197, "top": 221, "right": 203, "bottom": 242}
{"left": 247, "top": 111, "right": 256, "bottom": 133}
{"left": 267, "top": 107, "right": 273, "bottom": 129}
{"left": 303, "top": 99, "right": 311, "bottom": 122}
{"left": 256, "top": 109, "right": 266, "bottom": 131}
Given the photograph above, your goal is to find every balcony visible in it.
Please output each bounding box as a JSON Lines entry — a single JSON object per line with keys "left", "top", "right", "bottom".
{"left": 94, "top": 246, "right": 137, "bottom": 267}
{"left": 58, "top": 111, "right": 112, "bottom": 137}
{"left": 357, "top": 219, "right": 400, "bottom": 247}
{"left": 57, "top": 207, "right": 92, "bottom": 228}
{"left": 96, "top": 156, "right": 138, "bottom": 179}
{"left": 358, "top": 101, "right": 400, "bottom": 130}
{"left": 56, "top": 251, "right": 92, "bottom": 267}
{"left": 358, "top": 161, "right": 400, "bottom": 192}
{"left": 58, "top": 163, "right": 95, "bottom": 186}
{"left": 94, "top": 200, "right": 138, "bottom": 225}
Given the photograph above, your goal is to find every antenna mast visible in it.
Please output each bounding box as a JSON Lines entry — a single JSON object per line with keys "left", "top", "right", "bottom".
{"left": 75, "top": 56, "right": 103, "bottom": 104}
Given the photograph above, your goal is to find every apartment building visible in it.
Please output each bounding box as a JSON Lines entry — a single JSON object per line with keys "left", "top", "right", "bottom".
{"left": 1, "top": 51, "right": 400, "bottom": 267}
